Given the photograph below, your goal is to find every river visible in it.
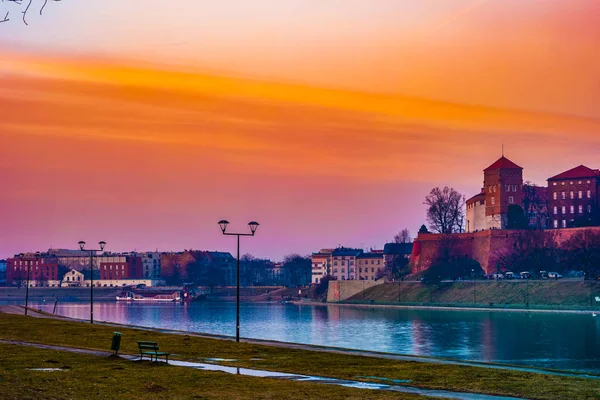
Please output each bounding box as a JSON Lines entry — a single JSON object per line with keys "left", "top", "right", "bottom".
{"left": 11, "top": 300, "right": 600, "bottom": 374}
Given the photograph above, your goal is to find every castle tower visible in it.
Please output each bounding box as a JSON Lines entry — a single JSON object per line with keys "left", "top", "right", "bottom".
{"left": 483, "top": 156, "right": 523, "bottom": 229}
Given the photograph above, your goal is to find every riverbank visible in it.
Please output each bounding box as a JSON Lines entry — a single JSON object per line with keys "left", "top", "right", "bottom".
{"left": 1, "top": 310, "right": 599, "bottom": 399}
{"left": 295, "top": 300, "right": 600, "bottom": 314}
{"left": 331, "top": 280, "right": 600, "bottom": 312}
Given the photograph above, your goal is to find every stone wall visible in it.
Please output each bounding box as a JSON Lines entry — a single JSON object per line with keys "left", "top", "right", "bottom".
{"left": 410, "top": 227, "right": 600, "bottom": 275}
{"left": 326, "top": 279, "right": 384, "bottom": 302}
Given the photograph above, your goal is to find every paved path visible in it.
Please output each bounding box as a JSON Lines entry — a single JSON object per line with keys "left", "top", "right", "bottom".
{"left": 0, "top": 339, "right": 524, "bottom": 400}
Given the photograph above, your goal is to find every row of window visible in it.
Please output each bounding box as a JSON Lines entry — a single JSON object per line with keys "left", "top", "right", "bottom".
{"left": 554, "top": 190, "right": 592, "bottom": 200}
{"left": 489, "top": 196, "right": 516, "bottom": 206}
{"left": 552, "top": 180, "right": 592, "bottom": 186}
{"left": 553, "top": 205, "right": 592, "bottom": 215}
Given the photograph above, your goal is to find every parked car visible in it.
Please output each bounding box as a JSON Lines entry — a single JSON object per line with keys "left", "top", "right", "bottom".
{"left": 491, "top": 273, "right": 504, "bottom": 280}
{"left": 520, "top": 271, "right": 531, "bottom": 279}
{"left": 539, "top": 271, "right": 548, "bottom": 279}
{"left": 504, "top": 271, "right": 515, "bottom": 279}
{"left": 548, "top": 272, "right": 562, "bottom": 279}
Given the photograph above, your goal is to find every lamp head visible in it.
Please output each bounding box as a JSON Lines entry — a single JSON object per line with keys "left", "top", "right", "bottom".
{"left": 248, "top": 221, "right": 259, "bottom": 234}
{"left": 218, "top": 220, "right": 230, "bottom": 234}
{"left": 78, "top": 241, "right": 86, "bottom": 251}
{"left": 99, "top": 241, "right": 106, "bottom": 251}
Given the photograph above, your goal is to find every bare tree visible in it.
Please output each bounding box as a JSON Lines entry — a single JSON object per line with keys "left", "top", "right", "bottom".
{"left": 522, "top": 182, "right": 548, "bottom": 229}
{"left": 495, "top": 230, "right": 560, "bottom": 277}
{"left": 424, "top": 187, "right": 466, "bottom": 234}
{"left": 393, "top": 228, "right": 412, "bottom": 243}
{"left": 563, "top": 229, "right": 600, "bottom": 280}
{"left": 1, "top": 0, "right": 62, "bottom": 25}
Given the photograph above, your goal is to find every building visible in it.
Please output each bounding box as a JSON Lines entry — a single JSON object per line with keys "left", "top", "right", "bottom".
{"left": 139, "top": 252, "right": 161, "bottom": 279}
{"left": 311, "top": 249, "right": 333, "bottom": 284}
{"left": 6, "top": 253, "right": 59, "bottom": 287}
{"left": 466, "top": 156, "right": 523, "bottom": 232}
{"left": 0, "top": 259, "right": 6, "bottom": 283}
{"left": 356, "top": 252, "right": 384, "bottom": 280}
{"left": 61, "top": 269, "right": 85, "bottom": 287}
{"left": 330, "top": 247, "right": 362, "bottom": 281}
{"left": 547, "top": 165, "right": 600, "bottom": 229}
{"left": 466, "top": 191, "right": 486, "bottom": 233}
{"left": 98, "top": 255, "right": 143, "bottom": 280}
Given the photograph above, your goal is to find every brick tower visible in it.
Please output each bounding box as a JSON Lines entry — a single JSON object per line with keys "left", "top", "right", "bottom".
{"left": 483, "top": 156, "right": 523, "bottom": 229}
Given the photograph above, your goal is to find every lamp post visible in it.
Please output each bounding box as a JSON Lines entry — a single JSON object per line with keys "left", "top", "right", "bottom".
{"left": 78, "top": 241, "right": 106, "bottom": 324}
{"left": 22, "top": 251, "right": 41, "bottom": 316}
{"left": 218, "top": 220, "right": 259, "bottom": 343}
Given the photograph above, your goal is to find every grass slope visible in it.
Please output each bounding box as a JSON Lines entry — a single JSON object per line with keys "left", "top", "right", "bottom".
{"left": 348, "top": 281, "right": 600, "bottom": 308}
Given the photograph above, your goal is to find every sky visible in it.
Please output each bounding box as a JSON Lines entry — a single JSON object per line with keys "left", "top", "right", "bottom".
{"left": 1, "top": 0, "right": 600, "bottom": 260}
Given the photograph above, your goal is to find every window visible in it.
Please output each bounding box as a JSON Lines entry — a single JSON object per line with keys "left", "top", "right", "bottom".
{"left": 579, "top": 205, "right": 583, "bottom": 214}
{"left": 505, "top": 185, "right": 510, "bottom": 192}
{"left": 359, "top": 268, "right": 362, "bottom": 273}
{"left": 333, "top": 261, "right": 337, "bottom": 266}
{"left": 561, "top": 192, "right": 566, "bottom": 200}
{"left": 491, "top": 197, "right": 495, "bottom": 205}
{"left": 513, "top": 185, "right": 517, "bottom": 192}
{"left": 579, "top": 181, "right": 582, "bottom": 184}
{"left": 553, "top": 192, "right": 557, "bottom": 200}
{"left": 562, "top": 220, "right": 567, "bottom": 228}
{"left": 561, "top": 182, "right": 566, "bottom": 186}
{"left": 553, "top": 182, "right": 557, "bottom": 186}
{"left": 588, "top": 190, "right": 592, "bottom": 199}
{"left": 579, "top": 191, "right": 583, "bottom": 199}
{"left": 509, "top": 196, "right": 514, "bottom": 204}
{"left": 341, "top": 268, "right": 345, "bottom": 273}
{"left": 570, "top": 181, "right": 574, "bottom": 185}
{"left": 570, "top": 205, "right": 575, "bottom": 214}
{"left": 570, "top": 191, "right": 574, "bottom": 199}
{"left": 562, "top": 206, "right": 566, "bottom": 214}
{"left": 588, "top": 205, "right": 593, "bottom": 213}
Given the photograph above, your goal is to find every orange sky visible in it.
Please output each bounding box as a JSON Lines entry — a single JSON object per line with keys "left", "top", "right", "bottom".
{"left": 1, "top": 1, "right": 600, "bottom": 259}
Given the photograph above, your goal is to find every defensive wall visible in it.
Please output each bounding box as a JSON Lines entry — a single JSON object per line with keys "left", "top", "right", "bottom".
{"left": 410, "top": 227, "right": 600, "bottom": 275}
{"left": 327, "top": 280, "right": 384, "bottom": 302}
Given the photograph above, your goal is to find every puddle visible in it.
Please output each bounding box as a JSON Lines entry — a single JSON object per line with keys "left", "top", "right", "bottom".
{"left": 167, "top": 359, "right": 523, "bottom": 400}
{"left": 355, "top": 376, "right": 412, "bottom": 384}
{"left": 27, "top": 368, "right": 68, "bottom": 372}
{"left": 204, "top": 358, "right": 238, "bottom": 362}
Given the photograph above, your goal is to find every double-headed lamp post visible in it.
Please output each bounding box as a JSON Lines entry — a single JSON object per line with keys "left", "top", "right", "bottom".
{"left": 78, "top": 240, "right": 106, "bottom": 324}
{"left": 218, "top": 220, "right": 259, "bottom": 343}
{"left": 22, "top": 251, "right": 41, "bottom": 316}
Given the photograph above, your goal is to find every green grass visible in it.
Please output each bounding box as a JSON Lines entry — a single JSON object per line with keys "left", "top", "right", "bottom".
{"left": 0, "top": 343, "right": 422, "bottom": 400}
{"left": 1, "top": 313, "right": 600, "bottom": 399}
{"left": 349, "top": 281, "right": 600, "bottom": 309}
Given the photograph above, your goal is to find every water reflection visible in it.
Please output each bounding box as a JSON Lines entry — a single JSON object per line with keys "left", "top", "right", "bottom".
{"left": 22, "top": 301, "right": 600, "bottom": 373}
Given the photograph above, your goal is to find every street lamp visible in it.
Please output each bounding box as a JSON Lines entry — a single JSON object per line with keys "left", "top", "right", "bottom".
{"left": 78, "top": 240, "right": 106, "bottom": 324}
{"left": 22, "top": 251, "right": 40, "bottom": 316}
{"left": 218, "top": 220, "right": 259, "bottom": 342}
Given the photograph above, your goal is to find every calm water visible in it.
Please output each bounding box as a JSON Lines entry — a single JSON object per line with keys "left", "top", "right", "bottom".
{"left": 18, "top": 301, "right": 600, "bottom": 373}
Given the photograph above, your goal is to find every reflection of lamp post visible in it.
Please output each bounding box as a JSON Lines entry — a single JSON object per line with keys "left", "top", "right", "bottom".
{"left": 78, "top": 241, "right": 106, "bottom": 324}
{"left": 23, "top": 251, "right": 41, "bottom": 316}
{"left": 218, "top": 220, "right": 259, "bottom": 343}
{"left": 472, "top": 268, "right": 477, "bottom": 305}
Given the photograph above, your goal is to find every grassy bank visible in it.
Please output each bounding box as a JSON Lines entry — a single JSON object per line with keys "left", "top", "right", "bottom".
{"left": 347, "top": 281, "right": 600, "bottom": 310}
{"left": 1, "top": 313, "right": 600, "bottom": 399}
{"left": 0, "top": 343, "right": 419, "bottom": 400}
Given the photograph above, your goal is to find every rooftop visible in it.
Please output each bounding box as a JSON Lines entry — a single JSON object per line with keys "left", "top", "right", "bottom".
{"left": 548, "top": 165, "right": 600, "bottom": 181}
{"left": 484, "top": 156, "right": 522, "bottom": 171}
{"left": 383, "top": 242, "right": 413, "bottom": 255}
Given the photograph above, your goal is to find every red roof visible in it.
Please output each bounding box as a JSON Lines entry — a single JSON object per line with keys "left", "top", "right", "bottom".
{"left": 484, "top": 156, "right": 522, "bottom": 171}
{"left": 466, "top": 190, "right": 485, "bottom": 204}
{"left": 548, "top": 165, "right": 599, "bottom": 181}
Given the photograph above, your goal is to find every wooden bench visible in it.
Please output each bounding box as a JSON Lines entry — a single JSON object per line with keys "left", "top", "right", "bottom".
{"left": 137, "top": 341, "right": 170, "bottom": 363}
